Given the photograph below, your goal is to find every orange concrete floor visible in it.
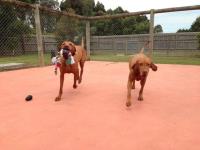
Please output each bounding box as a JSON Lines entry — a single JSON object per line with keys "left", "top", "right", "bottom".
{"left": 0, "top": 61, "right": 200, "bottom": 150}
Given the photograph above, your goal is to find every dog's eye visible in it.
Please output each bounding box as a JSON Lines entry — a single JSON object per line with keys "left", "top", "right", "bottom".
{"left": 139, "top": 63, "right": 143, "bottom": 66}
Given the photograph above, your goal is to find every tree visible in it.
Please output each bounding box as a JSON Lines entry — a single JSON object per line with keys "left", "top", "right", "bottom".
{"left": 93, "top": 1, "right": 106, "bottom": 16}
{"left": 40, "top": 0, "right": 59, "bottom": 10}
{"left": 60, "top": 0, "right": 152, "bottom": 36}
{"left": 54, "top": 8, "right": 85, "bottom": 44}
{"left": 190, "top": 16, "right": 200, "bottom": 32}
{"left": 19, "top": 0, "right": 60, "bottom": 34}
{"left": 177, "top": 28, "right": 190, "bottom": 33}
{"left": 55, "top": 16, "right": 79, "bottom": 42}
{"left": 154, "top": 24, "right": 163, "bottom": 33}
{"left": 60, "top": 0, "right": 95, "bottom": 16}
{"left": 134, "top": 21, "right": 149, "bottom": 34}
{"left": 19, "top": 0, "right": 36, "bottom": 4}
{"left": 39, "top": 0, "right": 60, "bottom": 34}
{"left": 177, "top": 16, "right": 200, "bottom": 32}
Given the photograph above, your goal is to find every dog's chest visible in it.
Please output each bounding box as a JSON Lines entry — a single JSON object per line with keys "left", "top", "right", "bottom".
{"left": 61, "top": 63, "right": 78, "bottom": 73}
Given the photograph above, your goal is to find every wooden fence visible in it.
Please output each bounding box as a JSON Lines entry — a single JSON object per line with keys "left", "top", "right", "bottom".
{"left": 11, "top": 32, "right": 199, "bottom": 55}
{"left": 90, "top": 32, "right": 200, "bottom": 53}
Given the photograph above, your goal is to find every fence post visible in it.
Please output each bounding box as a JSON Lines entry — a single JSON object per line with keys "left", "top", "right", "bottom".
{"left": 21, "top": 35, "right": 25, "bottom": 54}
{"left": 125, "top": 40, "right": 128, "bottom": 55}
{"left": 34, "top": 4, "right": 45, "bottom": 66}
{"left": 86, "top": 21, "right": 90, "bottom": 60}
{"left": 149, "top": 9, "right": 154, "bottom": 57}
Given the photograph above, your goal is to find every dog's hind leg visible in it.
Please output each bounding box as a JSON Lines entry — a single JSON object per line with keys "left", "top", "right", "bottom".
{"left": 78, "top": 61, "right": 84, "bottom": 84}
{"left": 73, "top": 70, "right": 79, "bottom": 89}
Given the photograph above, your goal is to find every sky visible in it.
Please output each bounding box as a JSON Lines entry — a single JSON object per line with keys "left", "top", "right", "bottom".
{"left": 59, "top": 0, "right": 200, "bottom": 33}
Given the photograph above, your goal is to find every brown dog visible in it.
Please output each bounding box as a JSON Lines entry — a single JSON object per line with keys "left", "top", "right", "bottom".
{"left": 126, "top": 46, "right": 157, "bottom": 107}
{"left": 55, "top": 41, "right": 87, "bottom": 101}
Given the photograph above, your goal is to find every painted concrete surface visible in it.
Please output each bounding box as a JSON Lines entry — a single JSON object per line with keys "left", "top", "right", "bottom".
{"left": 0, "top": 61, "right": 200, "bottom": 150}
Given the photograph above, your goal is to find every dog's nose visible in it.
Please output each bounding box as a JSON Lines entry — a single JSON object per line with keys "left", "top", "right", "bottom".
{"left": 62, "top": 49, "right": 69, "bottom": 59}
{"left": 142, "top": 71, "right": 148, "bottom": 76}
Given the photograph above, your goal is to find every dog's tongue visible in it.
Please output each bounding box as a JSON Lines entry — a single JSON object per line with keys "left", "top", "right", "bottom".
{"left": 136, "top": 77, "right": 141, "bottom": 81}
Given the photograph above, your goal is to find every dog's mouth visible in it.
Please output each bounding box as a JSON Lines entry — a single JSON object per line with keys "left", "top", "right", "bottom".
{"left": 136, "top": 74, "right": 147, "bottom": 81}
{"left": 60, "top": 48, "right": 70, "bottom": 60}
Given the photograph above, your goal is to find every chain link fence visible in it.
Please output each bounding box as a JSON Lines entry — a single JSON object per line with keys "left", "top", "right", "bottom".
{"left": 0, "top": 2, "right": 36, "bottom": 56}
{"left": 0, "top": 1, "right": 86, "bottom": 68}
{"left": 0, "top": 1, "right": 200, "bottom": 69}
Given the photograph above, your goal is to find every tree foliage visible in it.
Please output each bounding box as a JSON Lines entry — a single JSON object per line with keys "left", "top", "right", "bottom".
{"left": 93, "top": 1, "right": 106, "bottom": 16}
{"left": 154, "top": 25, "right": 163, "bottom": 33}
{"left": 91, "top": 7, "right": 150, "bottom": 36}
{"left": 60, "top": 0, "right": 95, "bottom": 16}
{"left": 60, "top": 1, "right": 154, "bottom": 36}
{"left": 177, "top": 16, "right": 200, "bottom": 32}
{"left": 190, "top": 16, "right": 200, "bottom": 32}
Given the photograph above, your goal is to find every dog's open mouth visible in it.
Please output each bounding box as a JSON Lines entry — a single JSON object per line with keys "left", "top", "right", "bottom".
{"left": 136, "top": 75, "right": 146, "bottom": 81}
{"left": 60, "top": 48, "right": 75, "bottom": 65}
{"left": 61, "top": 48, "right": 70, "bottom": 60}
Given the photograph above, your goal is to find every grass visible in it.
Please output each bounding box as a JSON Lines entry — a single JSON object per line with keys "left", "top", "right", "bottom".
{"left": 0, "top": 53, "right": 200, "bottom": 70}
{"left": 0, "top": 53, "right": 52, "bottom": 67}
{"left": 90, "top": 54, "right": 200, "bottom": 65}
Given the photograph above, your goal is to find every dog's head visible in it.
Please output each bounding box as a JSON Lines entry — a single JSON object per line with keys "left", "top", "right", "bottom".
{"left": 132, "top": 54, "right": 157, "bottom": 80}
{"left": 59, "top": 41, "right": 76, "bottom": 59}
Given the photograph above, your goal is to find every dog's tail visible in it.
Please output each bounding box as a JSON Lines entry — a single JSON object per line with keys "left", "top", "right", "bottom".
{"left": 139, "top": 41, "right": 150, "bottom": 53}
{"left": 140, "top": 47, "right": 144, "bottom": 53}
{"left": 81, "top": 37, "right": 84, "bottom": 48}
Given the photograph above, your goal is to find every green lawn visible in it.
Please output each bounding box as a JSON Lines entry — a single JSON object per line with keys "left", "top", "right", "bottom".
{"left": 90, "top": 54, "right": 200, "bottom": 65}
{"left": 0, "top": 53, "right": 52, "bottom": 67}
{"left": 0, "top": 53, "right": 200, "bottom": 68}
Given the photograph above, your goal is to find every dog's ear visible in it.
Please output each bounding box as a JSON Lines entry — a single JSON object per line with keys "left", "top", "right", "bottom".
{"left": 57, "top": 42, "right": 63, "bottom": 52}
{"left": 69, "top": 43, "right": 76, "bottom": 56}
{"left": 150, "top": 63, "right": 157, "bottom": 71}
{"left": 132, "top": 61, "right": 140, "bottom": 74}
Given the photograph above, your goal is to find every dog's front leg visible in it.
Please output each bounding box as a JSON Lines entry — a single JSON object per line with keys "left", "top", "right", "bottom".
{"left": 138, "top": 78, "right": 146, "bottom": 101}
{"left": 55, "top": 73, "right": 64, "bottom": 101}
{"left": 126, "top": 73, "right": 133, "bottom": 107}
{"left": 132, "top": 79, "right": 135, "bottom": 89}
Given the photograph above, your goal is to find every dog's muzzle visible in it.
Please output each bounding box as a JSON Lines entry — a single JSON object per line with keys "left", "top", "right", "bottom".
{"left": 60, "top": 48, "right": 70, "bottom": 59}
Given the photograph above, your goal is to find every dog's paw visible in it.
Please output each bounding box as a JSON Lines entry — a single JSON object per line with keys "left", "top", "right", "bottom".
{"left": 138, "top": 96, "right": 143, "bottom": 101}
{"left": 78, "top": 79, "right": 82, "bottom": 84}
{"left": 73, "top": 84, "right": 77, "bottom": 89}
{"left": 126, "top": 101, "right": 132, "bottom": 107}
{"left": 55, "top": 97, "right": 61, "bottom": 101}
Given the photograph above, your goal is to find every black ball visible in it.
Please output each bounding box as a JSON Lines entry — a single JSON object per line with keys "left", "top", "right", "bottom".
{"left": 25, "top": 95, "right": 33, "bottom": 101}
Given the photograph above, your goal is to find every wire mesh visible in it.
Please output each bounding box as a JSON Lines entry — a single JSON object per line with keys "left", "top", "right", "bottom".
{"left": 0, "top": 3, "right": 36, "bottom": 56}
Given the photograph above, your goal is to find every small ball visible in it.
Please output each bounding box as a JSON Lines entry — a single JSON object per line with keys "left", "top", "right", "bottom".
{"left": 25, "top": 95, "right": 33, "bottom": 101}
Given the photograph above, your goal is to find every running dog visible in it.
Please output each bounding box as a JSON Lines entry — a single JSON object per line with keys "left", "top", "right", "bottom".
{"left": 126, "top": 43, "right": 157, "bottom": 107}
{"left": 55, "top": 41, "right": 87, "bottom": 101}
